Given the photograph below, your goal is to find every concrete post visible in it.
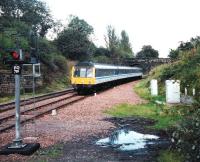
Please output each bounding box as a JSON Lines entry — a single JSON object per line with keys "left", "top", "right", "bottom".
{"left": 150, "top": 79, "right": 158, "bottom": 96}
{"left": 166, "top": 80, "right": 180, "bottom": 104}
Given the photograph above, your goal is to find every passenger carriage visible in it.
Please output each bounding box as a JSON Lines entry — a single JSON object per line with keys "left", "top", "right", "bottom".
{"left": 71, "top": 62, "right": 143, "bottom": 93}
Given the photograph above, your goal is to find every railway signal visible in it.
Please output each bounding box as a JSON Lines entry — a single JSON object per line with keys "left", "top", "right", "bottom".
{"left": 3, "top": 49, "right": 39, "bottom": 65}
{"left": 3, "top": 49, "right": 23, "bottom": 65}
{"left": 10, "top": 51, "right": 20, "bottom": 60}
{"left": 0, "top": 48, "right": 40, "bottom": 155}
{"left": 0, "top": 30, "right": 40, "bottom": 155}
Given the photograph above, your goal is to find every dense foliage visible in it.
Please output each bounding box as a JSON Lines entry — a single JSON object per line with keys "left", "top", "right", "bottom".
{"left": 172, "top": 109, "right": 200, "bottom": 162}
{"left": 0, "top": 0, "right": 67, "bottom": 84}
{"left": 55, "top": 16, "right": 95, "bottom": 61}
{"left": 0, "top": 0, "right": 137, "bottom": 88}
{"left": 160, "top": 50, "right": 200, "bottom": 101}
{"left": 148, "top": 37, "right": 200, "bottom": 161}
{"left": 0, "top": 0, "right": 157, "bottom": 88}
{"left": 55, "top": 22, "right": 134, "bottom": 63}
{"left": 168, "top": 49, "right": 179, "bottom": 60}
{"left": 168, "top": 36, "right": 200, "bottom": 59}
{"left": 0, "top": 0, "right": 54, "bottom": 37}
{"left": 136, "top": 45, "right": 159, "bottom": 58}
{"left": 104, "top": 26, "right": 134, "bottom": 61}
{"left": 0, "top": 0, "right": 137, "bottom": 66}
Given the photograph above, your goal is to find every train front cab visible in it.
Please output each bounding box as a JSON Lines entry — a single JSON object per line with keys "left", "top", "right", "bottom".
{"left": 71, "top": 65, "right": 96, "bottom": 93}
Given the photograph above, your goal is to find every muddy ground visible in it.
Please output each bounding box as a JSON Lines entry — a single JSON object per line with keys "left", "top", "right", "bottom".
{"left": 30, "top": 117, "right": 170, "bottom": 162}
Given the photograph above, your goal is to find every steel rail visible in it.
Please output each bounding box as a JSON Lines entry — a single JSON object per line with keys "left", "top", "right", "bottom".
{"left": 0, "top": 88, "right": 74, "bottom": 112}
{"left": 0, "top": 95, "right": 86, "bottom": 133}
{"left": 0, "top": 93, "right": 77, "bottom": 122}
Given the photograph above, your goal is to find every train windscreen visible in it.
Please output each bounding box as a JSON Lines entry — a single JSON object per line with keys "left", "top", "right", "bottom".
{"left": 74, "top": 67, "right": 93, "bottom": 78}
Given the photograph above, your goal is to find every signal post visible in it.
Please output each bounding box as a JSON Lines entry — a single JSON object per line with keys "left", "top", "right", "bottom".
{"left": 0, "top": 49, "right": 40, "bottom": 155}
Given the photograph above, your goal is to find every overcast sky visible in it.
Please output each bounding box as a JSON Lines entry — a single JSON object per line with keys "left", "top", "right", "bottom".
{"left": 43, "top": 0, "right": 200, "bottom": 58}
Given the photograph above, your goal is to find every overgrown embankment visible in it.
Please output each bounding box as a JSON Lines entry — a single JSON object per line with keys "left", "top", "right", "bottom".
{"left": 135, "top": 47, "right": 200, "bottom": 161}
{"left": 106, "top": 80, "right": 184, "bottom": 162}
{"left": 106, "top": 87, "right": 182, "bottom": 130}
{"left": 146, "top": 49, "right": 200, "bottom": 161}
{"left": 107, "top": 44, "right": 200, "bottom": 161}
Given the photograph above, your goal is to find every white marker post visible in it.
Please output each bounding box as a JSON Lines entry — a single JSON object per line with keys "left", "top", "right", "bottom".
{"left": 150, "top": 79, "right": 158, "bottom": 96}
{"left": 184, "top": 88, "right": 187, "bottom": 96}
{"left": 193, "top": 88, "right": 196, "bottom": 96}
{"left": 166, "top": 80, "right": 180, "bottom": 104}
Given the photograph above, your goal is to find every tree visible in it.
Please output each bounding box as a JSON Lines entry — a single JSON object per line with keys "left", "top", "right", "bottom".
{"left": 178, "top": 36, "right": 200, "bottom": 51}
{"left": 168, "top": 49, "right": 179, "bottom": 59}
{"left": 94, "top": 47, "right": 110, "bottom": 57}
{"left": 178, "top": 41, "right": 193, "bottom": 51}
{"left": 0, "top": 0, "right": 54, "bottom": 37}
{"left": 92, "top": 47, "right": 111, "bottom": 63}
{"left": 168, "top": 36, "right": 200, "bottom": 60}
{"left": 56, "top": 16, "right": 95, "bottom": 61}
{"left": 68, "top": 15, "right": 93, "bottom": 37}
{"left": 105, "top": 25, "right": 120, "bottom": 59}
{"left": 120, "top": 30, "right": 133, "bottom": 57}
{"left": 136, "top": 45, "right": 159, "bottom": 58}
{"left": 105, "top": 26, "right": 134, "bottom": 61}
{"left": 0, "top": 0, "right": 68, "bottom": 85}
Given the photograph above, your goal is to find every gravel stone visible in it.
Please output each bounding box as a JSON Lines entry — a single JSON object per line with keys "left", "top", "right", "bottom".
{"left": 0, "top": 81, "right": 145, "bottom": 161}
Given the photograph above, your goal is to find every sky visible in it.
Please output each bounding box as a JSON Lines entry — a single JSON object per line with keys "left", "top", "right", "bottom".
{"left": 43, "top": 0, "right": 200, "bottom": 58}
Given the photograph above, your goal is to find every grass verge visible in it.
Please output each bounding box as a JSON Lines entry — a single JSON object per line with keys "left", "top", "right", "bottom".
{"left": 106, "top": 79, "right": 182, "bottom": 130}
{"left": 105, "top": 79, "right": 185, "bottom": 161}
{"left": 106, "top": 103, "right": 181, "bottom": 130}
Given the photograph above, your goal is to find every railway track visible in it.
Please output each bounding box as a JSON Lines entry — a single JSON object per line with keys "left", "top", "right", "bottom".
{"left": 0, "top": 89, "right": 87, "bottom": 133}
{"left": 0, "top": 88, "right": 74, "bottom": 113}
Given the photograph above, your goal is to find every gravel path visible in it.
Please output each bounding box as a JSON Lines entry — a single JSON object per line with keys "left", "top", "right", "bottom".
{"left": 0, "top": 81, "right": 145, "bottom": 161}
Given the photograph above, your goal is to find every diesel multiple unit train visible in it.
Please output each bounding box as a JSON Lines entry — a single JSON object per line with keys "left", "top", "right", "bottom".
{"left": 71, "top": 62, "right": 143, "bottom": 93}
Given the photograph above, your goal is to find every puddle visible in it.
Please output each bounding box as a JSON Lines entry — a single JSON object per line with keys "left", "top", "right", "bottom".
{"left": 96, "top": 129, "right": 167, "bottom": 151}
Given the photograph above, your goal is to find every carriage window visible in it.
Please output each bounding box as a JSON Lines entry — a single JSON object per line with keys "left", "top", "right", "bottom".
{"left": 86, "top": 68, "right": 93, "bottom": 77}
{"left": 80, "top": 68, "right": 86, "bottom": 77}
{"left": 74, "top": 67, "right": 93, "bottom": 77}
{"left": 74, "top": 68, "right": 80, "bottom": 77}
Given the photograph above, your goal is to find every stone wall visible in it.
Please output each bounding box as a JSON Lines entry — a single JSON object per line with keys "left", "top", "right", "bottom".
{"left": 0, "top": 70, "right": 15, "bottom": 94}
{"left": 0, "top": 70, "right": 42, "bottom": 95}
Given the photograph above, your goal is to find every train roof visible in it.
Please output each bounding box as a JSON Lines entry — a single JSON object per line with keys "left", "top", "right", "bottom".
{"left": 75, "top": 62, "right": 142, "bottom": 70}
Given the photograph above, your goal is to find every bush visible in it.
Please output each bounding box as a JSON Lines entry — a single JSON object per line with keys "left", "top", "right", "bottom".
{"left": 53, "top": 54, "right": 67, "bottom": 72}
{"left": 149, "top": 49, "right": 200, "bottom": 161}
{"left": 150, "top": 49, "right": 200, "bottom": 102}
{"left": 172, "top": 109, "right": 200, "bottom": 162}
{"left": 147, "top": 40, "right": 200, "bottom": 161}
{"left": 92, "top": 55, "right": 110, "bottom": 64}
